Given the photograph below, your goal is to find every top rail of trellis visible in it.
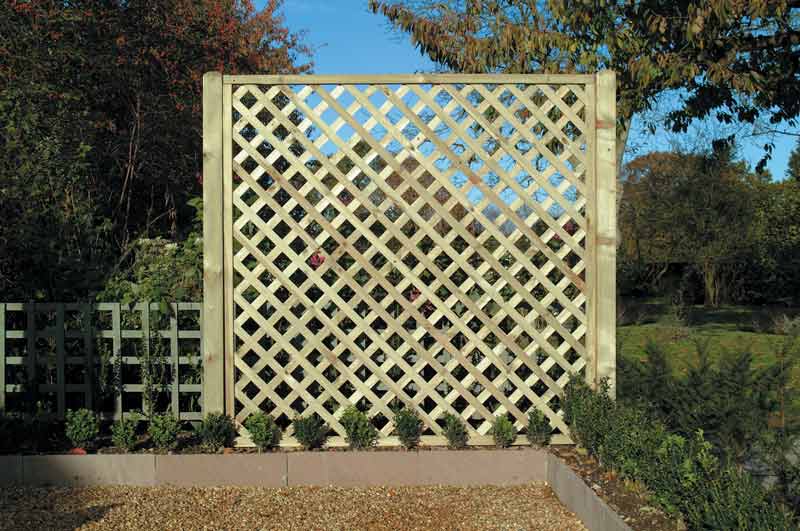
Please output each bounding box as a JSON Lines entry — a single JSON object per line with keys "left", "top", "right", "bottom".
{"left": 222, "top": 74, "right": 596, "bottom": 85}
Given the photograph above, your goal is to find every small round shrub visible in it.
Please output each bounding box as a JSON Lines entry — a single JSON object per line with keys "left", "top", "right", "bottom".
{"left": 394, "top": 407, "right": 422, "bottom": 449}
{"left": 340, "top": 406, "right": 378, "bottom": 450}
{"left": 198, "top": 412, "right": 238, "bottom": 451}
{"left": 65, "top": 408, "right": 99, "bottom": 450}
{"left": 149, "top": 413, "right": 180, "bottom": 450}
{"left": 111, "top": 418, "right": 137, "bottom": 452}
{"left": 111, "top": 417, "right": 138, "bottom": 451}
{"left": 442, "top": 413, "right": 468, "bottom": 449}
{"left": 244, "top": 412, "right": 282, "bottom": 452}
{"left": 491, "top": 415, "right": 516, "bottom": 448}
{"left": 526, "top": 409, "right": 551, "bottom": 447}
{"left": 292, "top": 414, "right": 329, "bottom": 450}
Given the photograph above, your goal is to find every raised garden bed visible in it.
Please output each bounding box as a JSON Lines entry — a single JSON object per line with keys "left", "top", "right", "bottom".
{"left": 551, "top": 446, "right": 675, "bottom": 531}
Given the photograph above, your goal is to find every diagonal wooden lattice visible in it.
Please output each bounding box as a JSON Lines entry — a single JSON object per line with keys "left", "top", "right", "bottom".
{"left": 208, "top": 74, "right": 616, "bottom": 447}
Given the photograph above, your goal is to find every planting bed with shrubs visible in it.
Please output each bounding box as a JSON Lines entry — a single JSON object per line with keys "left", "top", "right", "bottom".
{"left": 562, "top": 376, "right": 798, "bottom": 531}
{"left": 0, "top": 404, "right": 553, "bottom": 455}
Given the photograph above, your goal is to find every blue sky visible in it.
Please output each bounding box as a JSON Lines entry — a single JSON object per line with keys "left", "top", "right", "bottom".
{"left": 274, "top": 0, "right": 797, "bottom": 179}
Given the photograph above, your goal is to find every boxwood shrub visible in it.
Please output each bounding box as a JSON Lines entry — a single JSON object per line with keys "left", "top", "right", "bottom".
{"left": 563, "top": 376, "right": 796, "bottom": 530}
{"left": 243, "top": 412, "right": 282, "bottom": 451}
{"left": 149, "top": 412, "right": 180, "bottom": 450}
{"left": 65, "top": 408, "right": 99, "bottom": 450}
{"left": 292, "top": 414, "right": 329, "bottom": 450}
{"left": 490, "top": 415, "right": 516, "bottom": 448}
{"left": 442, "top": 413, "right": 468, "bottom": 449}
{"left": 393, "top": 406, "right": 422, "bottom": 449}
{"left": 111, "top": 417, "right": 139, "bottom": 451}
{"left": 198, "top": 412, "right": 238, "bottom": 451}
{"left": 340, "top": 406, "right": 378, "bottom": 450}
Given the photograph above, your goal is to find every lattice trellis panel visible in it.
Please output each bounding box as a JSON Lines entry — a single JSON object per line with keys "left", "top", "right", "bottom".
{"left": 204, "top": 73, "right": 616, "bottom": 447}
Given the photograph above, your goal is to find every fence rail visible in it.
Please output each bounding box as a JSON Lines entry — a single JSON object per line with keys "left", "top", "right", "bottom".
{"left": 0, "top": 302, "right": 203, "bottom": 421}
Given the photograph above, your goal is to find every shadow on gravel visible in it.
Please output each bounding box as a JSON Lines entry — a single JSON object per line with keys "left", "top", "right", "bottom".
{"left": 0, "top": 487, "right": 117, "bottom": 531}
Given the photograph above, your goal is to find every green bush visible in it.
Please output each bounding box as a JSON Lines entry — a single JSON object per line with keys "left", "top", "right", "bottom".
{"left": 442, "top": 413, "right": 468, "bottom": 449}
{"left": 292, "top": 414, "right": 329, "bottom": 450}
{"left": 198, "top": 412, "right": 237, "bottom": 451}
{"left": 340, "top": 406, "right": 378, "bottom": 450}
{"left": 243, "top": 412, "right": 282, "bottom": 452}
{"left": 563, "top": 375, "right": 615, "bottom": 454}
{"left": 620, "top": 338, "right": 792, "bottom": 466}
{"left": 148, "top": 413, "right": 180, "bottom": 450}
{"left": 526, "top": 409, "right": 551, "bottom": 447}
{"left": 686, "top": 464, "right": 796, "bottom": 530}
{"left": 563, "top": 378, "right": 796, "bottom": 530}
{"left": 394, "top": 407, "right": 422, "bottom": 449}
{"left": 65, "top": 408, "right": 99, "bottom": 449}
{"left": 491, "top": 415, "right": 516, "bottom": 448}
{"left": 111, "top": 417, "right": 138, "bottom": 451}
{"left": 596, "top": 404, "right": 666, "bottom": 479}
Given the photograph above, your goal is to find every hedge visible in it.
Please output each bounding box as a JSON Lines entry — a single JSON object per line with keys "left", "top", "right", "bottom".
{"left": 562, "top": 377, "right": 796, "bottom": 530}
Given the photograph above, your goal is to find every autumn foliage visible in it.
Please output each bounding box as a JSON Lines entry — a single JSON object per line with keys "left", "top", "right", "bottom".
{"left": 0, "top": 0, "right": 311, "bottom": 299}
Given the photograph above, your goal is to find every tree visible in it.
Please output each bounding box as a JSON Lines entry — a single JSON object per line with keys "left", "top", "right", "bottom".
{"left": 619, "top": 148, "right": 757, "bottom": 306}
{"left": 369, "top": 0, "right": 800, "bottom": 172}
{"left": 0, "top": 0, "right": 312, "bottom": 299}
{"left": 788, "top": 139, "right": 800, "bottom": 182}
{"left": 747, "top": 179, "right": 800, "bottom": 303}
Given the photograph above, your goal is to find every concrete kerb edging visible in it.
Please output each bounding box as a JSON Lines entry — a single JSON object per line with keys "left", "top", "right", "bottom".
{"left": 547, "top": 453, "right": 633, "bottom": 531}
{"left": 0, "top": 450, "right": 632, "bottom": 531}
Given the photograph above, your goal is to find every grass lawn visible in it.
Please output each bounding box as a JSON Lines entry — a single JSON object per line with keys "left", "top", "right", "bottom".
{"left": 618, "top": 299, "right": 798, "bottom": 365}
{"left": 617, "top": 299, "right": 800, "bottom": 416}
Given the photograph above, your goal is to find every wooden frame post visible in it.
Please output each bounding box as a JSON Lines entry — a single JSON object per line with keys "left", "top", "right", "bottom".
{"left": 0, "top": 303, "right": 5, "bottom": 412}
{"left": 202, "top": 72, "right": 225, "bottom": 414}
{"left": 595, "top": 70, "right": 617, "bottom": 398}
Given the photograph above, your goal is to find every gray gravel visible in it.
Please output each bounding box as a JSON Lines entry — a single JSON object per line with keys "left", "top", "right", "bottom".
{"left": 0, "top": 484, "right": 587, "bottom": 530}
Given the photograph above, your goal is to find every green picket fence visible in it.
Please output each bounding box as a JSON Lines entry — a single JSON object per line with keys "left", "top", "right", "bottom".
{"left": 0, "top": 302, "right": 203, "bottom": 421}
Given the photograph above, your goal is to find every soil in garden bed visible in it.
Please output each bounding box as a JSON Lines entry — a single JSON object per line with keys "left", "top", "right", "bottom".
{"left": 550, "top": 446, "right": 677, "bottom": 531}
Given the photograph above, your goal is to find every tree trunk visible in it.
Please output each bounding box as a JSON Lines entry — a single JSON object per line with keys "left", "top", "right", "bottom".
{"left": 703, "top": 258, "right": 719, "bottom": 307}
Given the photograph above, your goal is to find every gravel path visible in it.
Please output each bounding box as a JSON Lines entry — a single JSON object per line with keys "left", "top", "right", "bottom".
{"left": 0, "top": 484, "right": 586, "bottom": 531}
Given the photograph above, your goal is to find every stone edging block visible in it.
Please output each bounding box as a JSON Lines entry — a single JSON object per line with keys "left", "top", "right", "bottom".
{"left": 22, "top": 455, "right": 156, "bottom": 487}
{"left": 547, "top": 453, "right": 633, "bottom": 531}
{"left": 155, "top": 454, "right": 286, "bottom": 487}
{"left": 0, "top": 455, "right": 23, "bottom": 486}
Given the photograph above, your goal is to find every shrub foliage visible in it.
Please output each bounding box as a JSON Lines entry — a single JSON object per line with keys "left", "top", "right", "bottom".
{"left": 198, "top": 412, "right": 237, "bottom": 451}
{"left": 526, "top": 409, "right": 551, "bottom": 447}
{"left": 442, "top": 413, "right": 468, "bottom": 449}
{"left": 65, "top": 408, "right": 99, "bottom": 449}
{"left": 293, "top": 414, "right": 329, "bottom": 450}
{"left": 340, "top": 406, "right": 378, "bottom": 450}
{"left": 393, "top": 407, "right": 423, "bottom": 449}
{"left": 244, "top": 412, "right": 282, "bottom": 452}
{"left": 111, "top": 417, "right": 138, "bottom": 451}
{"left": 564, "top": 376, "right": 796, "bottom": 530}
{"left": 491, "top": 415, "right": 516, "bottom": 448}
{"left": 148, "top": 413, "right": 180, "bottom": 450}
